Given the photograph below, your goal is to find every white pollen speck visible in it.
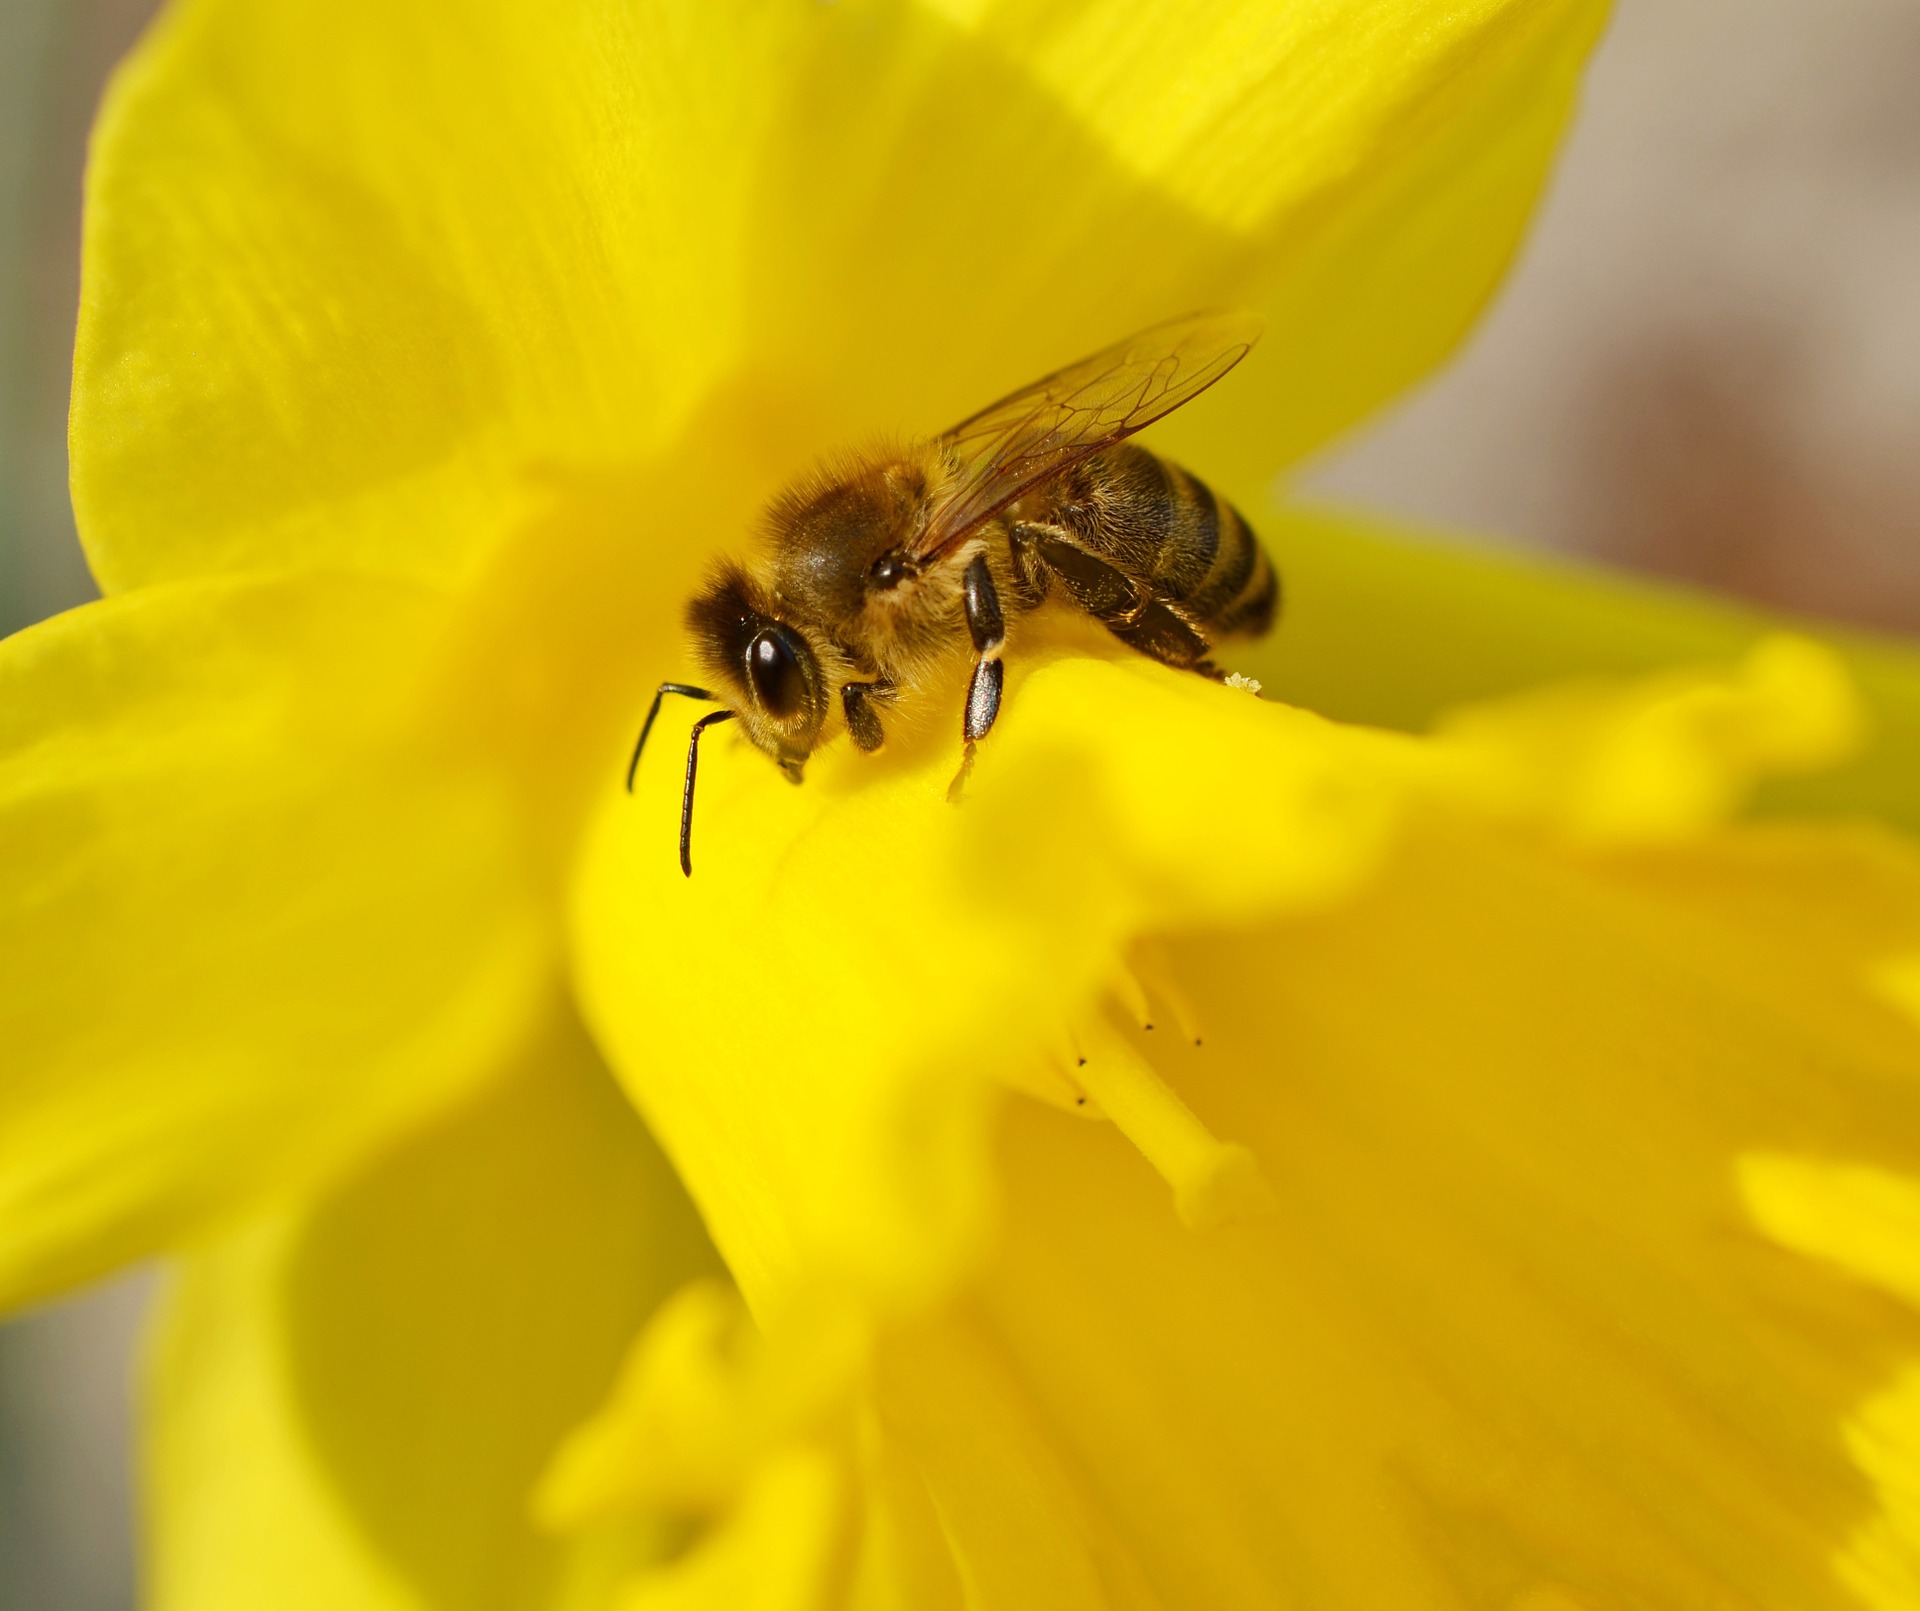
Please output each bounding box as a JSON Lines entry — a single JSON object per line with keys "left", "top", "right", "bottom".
{"left": 1225, "top": 673, "right": 1263, "bottom": 696}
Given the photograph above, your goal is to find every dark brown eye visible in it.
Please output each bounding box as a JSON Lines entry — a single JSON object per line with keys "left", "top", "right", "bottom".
{"left": 746, "top": 628, "right": 808, "bottom": 718}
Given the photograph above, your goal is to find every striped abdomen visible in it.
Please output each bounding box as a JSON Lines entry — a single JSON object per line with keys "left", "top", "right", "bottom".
{"left": 1008, "top": 441, "right": 1279, "bottom": 668}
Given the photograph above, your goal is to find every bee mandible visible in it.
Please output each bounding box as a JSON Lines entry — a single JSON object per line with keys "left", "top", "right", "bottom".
{"left": 630, "top": 311, "right": 1280, "bottom": 874}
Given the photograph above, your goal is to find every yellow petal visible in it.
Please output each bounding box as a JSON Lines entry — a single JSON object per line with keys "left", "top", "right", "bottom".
{"left": 874, "top": 820, "right": 1920, "bottom": 1605}
{"left": 75, "top": 0, "right": 1605, "bottom": 591}
{"left": 1245, "top": 504, "right": 1920, "bottom": 835}
{"left": 1430, "top": 632, "right": 1863, "bottom": 846}
{"left": 573, "top": 629, "right": 1920, "bottom": 1603}
{"left": 874, "top": 1311, "right": 1166, "bottom": 1610}
{"left": 144, "top": 1008, "right": 721, "bottom": 1611}
{"left": 1838, "top": 1368, "right": 1920, "bottom": 1611}
{"left": 537, "top": 1280, "right": 869, "bottom": 1526}
{"left": 1736, "top": 1153, "right": 1920, "bottom": 1606}
{"left": 74, "top": 0, "right": 807, "bottom": 591}
{"left": 1741, "top": 1157, "right": 1920, "bottom": 1313}
{"left": 1872, "top": 956, "right": 1920, "bottom": 1028}
{"left": 748, "top": 0, "right": 1613, "bottom": 492}
{"left": 0, "top": 574, "right": 545, "bottom": 1307}
{"left": 617, "top": 1447, "right": 845, "bottom": 1611}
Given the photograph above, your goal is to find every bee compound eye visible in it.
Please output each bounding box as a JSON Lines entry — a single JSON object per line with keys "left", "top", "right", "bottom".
{"left": 746, "top": 628, "right": 809, "bottom": 719}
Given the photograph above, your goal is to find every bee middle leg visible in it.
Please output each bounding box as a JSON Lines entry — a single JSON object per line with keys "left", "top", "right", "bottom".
{"left": 961, "top": 552, "right": 1005, "bottom": 746}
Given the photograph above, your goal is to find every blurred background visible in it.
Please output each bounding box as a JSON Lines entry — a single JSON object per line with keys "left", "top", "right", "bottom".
{"left": 2, "top": 0, "right": 1916, "bottom": 1603}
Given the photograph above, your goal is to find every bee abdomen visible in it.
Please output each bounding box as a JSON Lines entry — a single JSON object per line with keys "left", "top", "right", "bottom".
{"left": 1204, "top": 523, "right": 1279, "bottom": 638}
{"left": 1023, "top": 444, "right": 1280, "bottom": 651}
{"left": 1154, "top": 461, "right": 1276, "bottom": 639}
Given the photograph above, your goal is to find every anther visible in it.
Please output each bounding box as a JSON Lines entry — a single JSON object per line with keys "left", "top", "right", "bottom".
{"left": 1008, "top": 1028, "right": 1096, "bottom": 1113}
{"left": 1112, "top": 963, "right": 1153, "bottom": 1032}
{"left": 1131, "top": 938, "right": 1206, "bottom": 1047}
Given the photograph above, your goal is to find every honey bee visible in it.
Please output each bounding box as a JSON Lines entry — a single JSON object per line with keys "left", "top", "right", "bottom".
{"left": 630, "top": 311, "right": 1279, "bottom": 874}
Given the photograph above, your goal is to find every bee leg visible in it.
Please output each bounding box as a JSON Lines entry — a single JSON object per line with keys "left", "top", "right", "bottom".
{"left": 1028, "top": 532, "right": 1212, "bottom": 671}
{"left": 946, "top": 554, "right": 1007, "bottom": 802}
{"left": 961, "top": 552, "right": 1006, "bottom": 746}
{"left": 842, "top": 679, "right": 891, "bottom": 752}
{"left": 964, "top": 657, "right": 1004, "bottom": 744}
{"left": 1108, "top": 599, "right": 1212, "bottom": 670}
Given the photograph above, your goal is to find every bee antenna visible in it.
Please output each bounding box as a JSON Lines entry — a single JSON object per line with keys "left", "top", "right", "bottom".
{"left": 628, "top": 683, "right": 715, "bottom": 792}
{"left": 680, "top": 709, "right": 737, "bottom": 877}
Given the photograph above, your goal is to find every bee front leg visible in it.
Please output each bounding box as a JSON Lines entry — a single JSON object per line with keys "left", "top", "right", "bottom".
{"left": 842, "top": 679, "right": 892, "bottom": 752}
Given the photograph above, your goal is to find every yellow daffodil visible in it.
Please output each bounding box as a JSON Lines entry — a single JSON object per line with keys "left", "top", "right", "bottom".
{"left": 8, "top": 0, "right": 1920, "bottom": 1607}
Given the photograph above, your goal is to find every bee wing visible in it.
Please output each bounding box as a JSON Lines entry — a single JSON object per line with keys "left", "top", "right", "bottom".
{"left": 910, "top": 310, "right": 1263, "bottom": 562}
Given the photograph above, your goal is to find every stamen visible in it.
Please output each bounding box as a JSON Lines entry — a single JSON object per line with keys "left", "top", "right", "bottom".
{"left": 1111, "top": 962, "right": 1154, "bottom": 1031}
{"left": 1130, "top": 937, "right": 1205, "bottom": 1046}
{"left": 1072, "top": 1017, "right": 1271, "bottom": 1231}
{"left": 1009, "top": 1026, "right": 1094, "bottom": 1113}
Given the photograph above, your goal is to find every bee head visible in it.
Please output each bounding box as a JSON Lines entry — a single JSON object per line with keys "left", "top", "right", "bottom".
{"left": 685, "top": 562, "right": 828, "bottom": 779}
